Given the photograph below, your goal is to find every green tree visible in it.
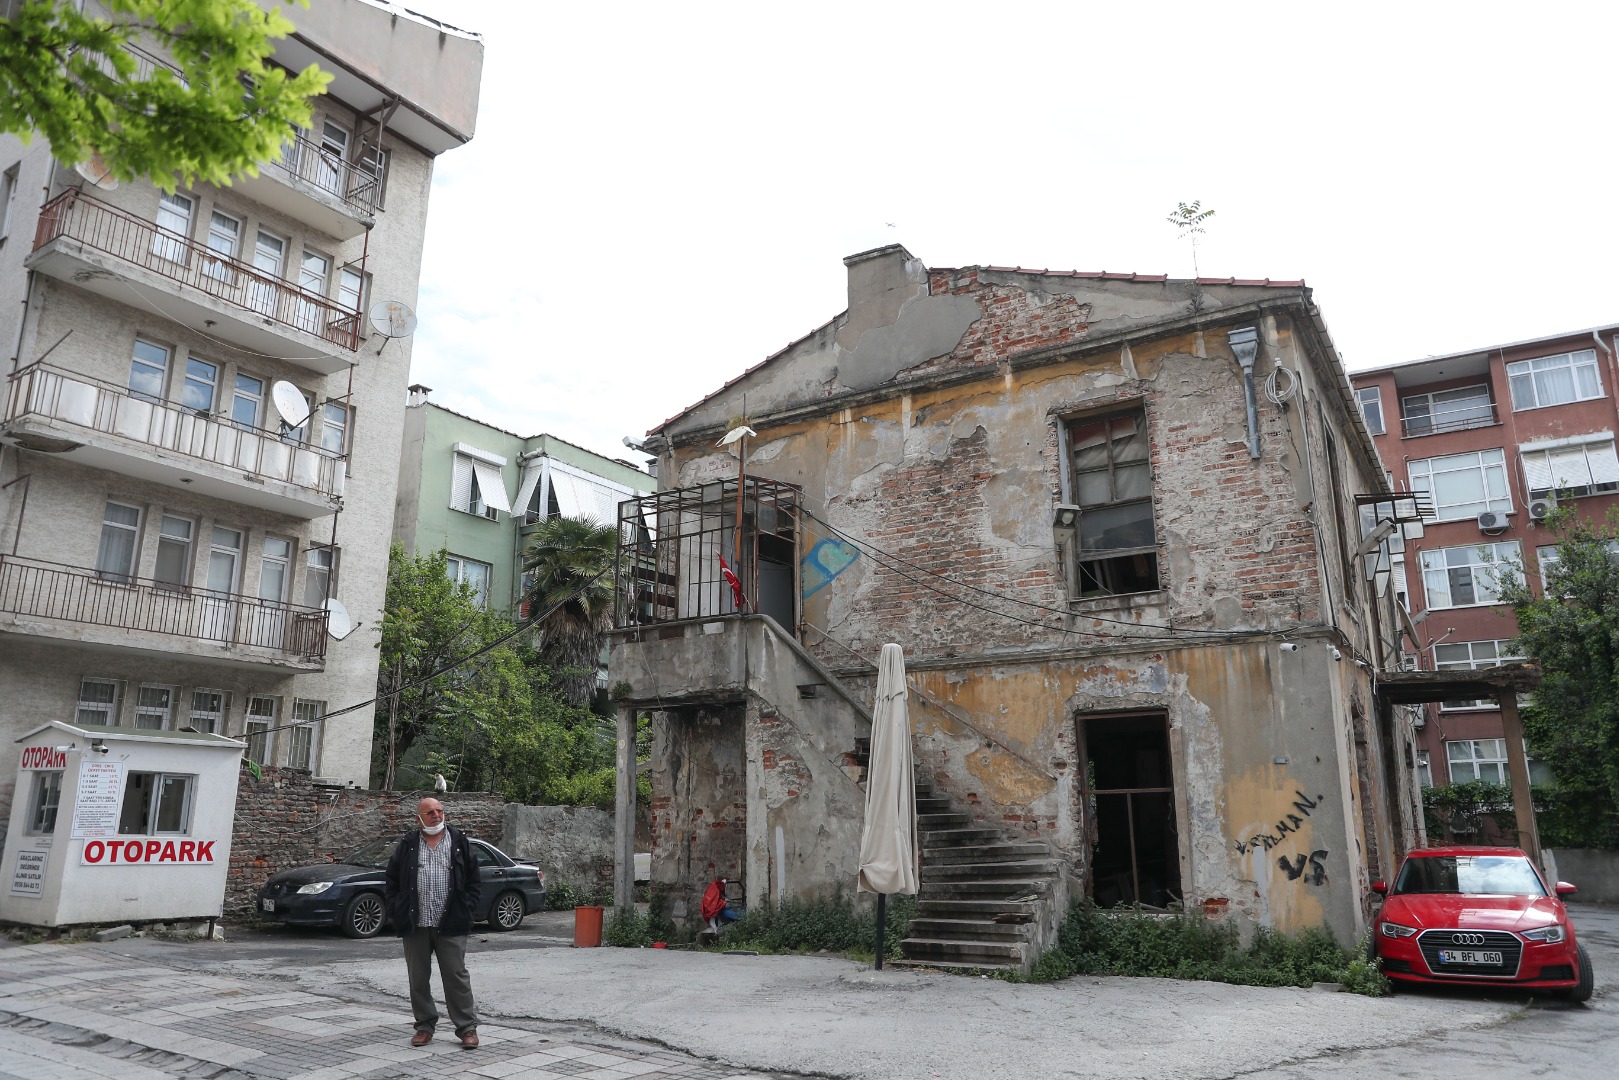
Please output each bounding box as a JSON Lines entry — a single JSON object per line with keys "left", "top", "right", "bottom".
{"left": 522, "top": 516, "right": 619, "bottom": 711}
{"left": 374, "top": 545, "right": 530, "bottom": 790}
{"left": 0, "top": 0, "right": 329, "bottom": 191}
{"left": 1501, "top": 506, "right": 1619, "bottom": 817}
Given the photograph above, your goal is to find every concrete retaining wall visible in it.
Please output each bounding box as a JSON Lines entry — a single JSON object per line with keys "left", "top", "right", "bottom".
{"left": 1545, "top": 849, "right": 1619, "bottom": 903}
{"left": 501, "top": 803, "right": 615, "bottom": 899}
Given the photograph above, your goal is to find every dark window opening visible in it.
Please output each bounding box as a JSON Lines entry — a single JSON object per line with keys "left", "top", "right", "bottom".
{"left": 1082, "top": 712, "right": 1181, "bottom": 909}
{"left": 1067, "top": 407, "right": 1159, "bottom": 597}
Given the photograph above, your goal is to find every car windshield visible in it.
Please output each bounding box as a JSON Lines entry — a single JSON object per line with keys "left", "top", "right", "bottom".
{"left": 344, "top": 840, "right": 399, "bottom": 869}
{"left": 1393, "top": 855, "right": 1546, "bottom": 896}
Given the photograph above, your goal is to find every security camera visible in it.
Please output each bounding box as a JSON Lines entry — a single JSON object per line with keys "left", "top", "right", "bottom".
{"left": 1278, "top": 642, "right": 1299, "bottom": 653}
{"left": 91, "top": 743, "right": 110, "bottom": 755}
{"left": 1329, "top": 647, "right": 1343, "bottom": 662}
{"left": 622, "top": 435, "right": 648, "bottom": 450}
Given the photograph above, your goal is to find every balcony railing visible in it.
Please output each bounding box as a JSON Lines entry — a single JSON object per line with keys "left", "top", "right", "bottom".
{"left": 0, "top": 555, "right": 327, "bottom": 661}
{"left": 33, "top": 190, "right": 362, "bottom": 351}
{"left": 265, "top": 129, "right": 384, "bottom": 215}
{"left": 4, "top": 362, "right": 345, "bottom": 499}
{"left": 1400, "top": 403, "right": 1499, "bottom": 438}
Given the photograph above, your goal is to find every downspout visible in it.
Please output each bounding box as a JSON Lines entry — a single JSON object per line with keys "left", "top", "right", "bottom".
{"left": 1227, "top": 326, "right": 1261, "bottom": 459}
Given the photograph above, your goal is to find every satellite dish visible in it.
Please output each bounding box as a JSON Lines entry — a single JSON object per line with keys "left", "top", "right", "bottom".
{"left": 74, "top": 151, "right": 119, "bottom": 190}
{"left": 324, "top": 597, "right": 355, "bottom": 640}
{"left": 270, "top": 381, "right": 310, "bottom": 428}
{"left": 368, "top": 300, "right": 418, "bottom": 339}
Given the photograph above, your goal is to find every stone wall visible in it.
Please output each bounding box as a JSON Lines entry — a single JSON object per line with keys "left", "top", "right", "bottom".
{"left": 226, "top": 768, "right": 504, "bottom": 918}
{"left": 500, "top": 804, "right": 615, "bottom": 899}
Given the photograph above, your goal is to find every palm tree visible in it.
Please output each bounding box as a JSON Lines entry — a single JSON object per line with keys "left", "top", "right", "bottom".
{"left": 522, "top": 515, "right": 619, "bottom": 710}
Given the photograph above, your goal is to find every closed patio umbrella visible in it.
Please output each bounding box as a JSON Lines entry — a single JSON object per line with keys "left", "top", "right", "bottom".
{"left": 858, "top": 643, "right": 918, "bottom": 968}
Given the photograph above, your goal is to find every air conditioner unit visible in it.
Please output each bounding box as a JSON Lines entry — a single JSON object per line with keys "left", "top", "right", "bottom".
{"left": 1528, "top": 497, "right": 1556, "bottom": 522}
{"left": 1476, "top": 510, "right": 1509, "bottom": 532}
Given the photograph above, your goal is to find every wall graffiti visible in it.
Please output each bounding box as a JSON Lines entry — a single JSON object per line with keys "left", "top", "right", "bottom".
{"left": 1233, "top": 790, "right": 1327, "bottom": 856}
{"left": 801, "top": 538, "right": 859, "bottom": 597}
{"left": 1277, "top": 850, "right": 1329, "bottom": 886}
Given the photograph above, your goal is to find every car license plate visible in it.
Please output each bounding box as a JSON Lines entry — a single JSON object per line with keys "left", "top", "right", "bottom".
{"left": 1438, "top": 949, "right": 1501, "bottom": 965}
{"left": 262, "top": 899, "right": 275, "bottom": 912}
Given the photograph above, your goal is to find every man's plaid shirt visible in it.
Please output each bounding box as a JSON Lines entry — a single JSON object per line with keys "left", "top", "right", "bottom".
{"left": 416, "top": 833, "right": 453, "bottom": 929}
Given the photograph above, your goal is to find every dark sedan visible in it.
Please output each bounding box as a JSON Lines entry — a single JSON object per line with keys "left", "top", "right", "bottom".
{"left": 257, "top": 837, "right": 545, "bottom": 938}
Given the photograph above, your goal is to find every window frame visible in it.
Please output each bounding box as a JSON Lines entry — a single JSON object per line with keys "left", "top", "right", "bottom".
{"left": 303, "top": 544, "right": 337, "bottom": 608}
{"left": 96, "top": 500, "right": 143, "bottom": 583}
{"left": 188, "top": 688, "right": 229, "bottom": 734}
{"left": 0, "top": 163, "right": 18, "bottom": 244}
{"left": 129, "top": 337, "right": 171, "bottom": 403}
{"left": 1401, "top": 384, "right": 1494, "bottom": 436}
{"left": 288, "top": 698, "right": 323, "bottom": 772}
{"left": 181, "top": 356, "right": 219, "bottom": 413}
{"left": 1356, "top": 386, "right": 1384, "bottom": 435}
{"left": 76, "top": 677, "right": 123, "bottom": 726}
{"left": 26, "top": 770, "right": 64, "bottom": 835}
{"left": 446, "top": 553, "right": 493, "bottom": 610}
{"left": 1507, "top": 349, "right": 1604, "bottom": 411}
{"left": 1519, "top": 437, "right": 1619, "bottom": 501}
{"left": 1446, "top": 738, "right": 1509, "bottom": 785}
{"left": 203, "top": 208, "right": 241, "bottom": 282}
{"left": 118, "top": 771, "right": 196, "bottom": 836}
{"left": 134, "top": 683, "right": 174, "bottom": 730}
{"left": 245, "top": 695, "right": 277, "bottom": 765}
{"left": 1406, "top": 448, "right": 1512, "bottom": 522}
{"left": 1419, "top": 540, "right": 1520, "bottom": 610}
{"left": 153, "top": 513, "right": 195, "bottom": 592}
{"left": 152, "top": 190, "right": 194, "bottom": 263}
{"left": 1064, "top": 405, "right": 1160, "bottom": 598}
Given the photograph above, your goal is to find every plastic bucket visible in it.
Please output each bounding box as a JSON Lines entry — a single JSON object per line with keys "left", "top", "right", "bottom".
{"left": 573, "top": 904, "right": 604, "bottom": 948}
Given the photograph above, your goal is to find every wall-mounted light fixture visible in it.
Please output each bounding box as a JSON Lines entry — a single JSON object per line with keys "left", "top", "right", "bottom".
{"left": 1053, "top": 504, "right": 1080, "bottom": 541}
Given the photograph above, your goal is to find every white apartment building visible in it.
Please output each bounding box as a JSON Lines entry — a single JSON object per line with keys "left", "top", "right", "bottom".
{"left": 0, "top": 0, "right": 483, "bottom": 837}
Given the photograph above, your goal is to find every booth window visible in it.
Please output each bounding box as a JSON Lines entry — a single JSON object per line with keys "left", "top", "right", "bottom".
{"left": 118, "top": 772, "right": 195, "bottom": 835}
{"left": 27, "top": 771, "right": 63, "bottom": 835}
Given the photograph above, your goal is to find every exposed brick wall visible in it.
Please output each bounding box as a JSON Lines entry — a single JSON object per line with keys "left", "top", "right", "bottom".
{"left": 225, "top": 768, "right": 504, "bottom": 919}
{"left": 908, "top": 269, "right": 1093, "bottom": 377}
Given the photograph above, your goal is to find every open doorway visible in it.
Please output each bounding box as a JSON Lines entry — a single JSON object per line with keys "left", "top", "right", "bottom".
{"left": 1080, "top": 711, "right": 1181, "bottom": 909}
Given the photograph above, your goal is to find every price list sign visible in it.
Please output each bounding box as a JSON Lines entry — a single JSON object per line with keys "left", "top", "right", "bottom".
{"left": 71, "top": 761, "right": 126, "bottom": 839}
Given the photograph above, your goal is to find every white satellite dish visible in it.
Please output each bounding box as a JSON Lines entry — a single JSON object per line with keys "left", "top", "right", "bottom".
{"left": 324, "top": 597, "right": 355, "bottom": 640}
{"left": 74, "top": 152, "right": 119, "bottom": 190}
{"left": 269, "top": 380, "right": 310, "bottom": 428}
{"left": 368, "top": 300, "right": 418, "bottom": 339}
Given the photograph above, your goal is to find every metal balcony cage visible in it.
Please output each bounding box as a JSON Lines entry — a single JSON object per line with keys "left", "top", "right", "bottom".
{"left": 614, "top": 477, "right": 801, "bottom": 629}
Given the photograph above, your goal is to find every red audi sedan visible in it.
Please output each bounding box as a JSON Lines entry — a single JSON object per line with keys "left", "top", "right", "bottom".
{"left": 1372, "top": 846, "right": 1592, "bottom": 1001}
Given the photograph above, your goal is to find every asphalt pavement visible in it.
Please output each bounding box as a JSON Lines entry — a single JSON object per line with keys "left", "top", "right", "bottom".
{"left": 2, "top": 904, "right": 1615, "bottom": 1079}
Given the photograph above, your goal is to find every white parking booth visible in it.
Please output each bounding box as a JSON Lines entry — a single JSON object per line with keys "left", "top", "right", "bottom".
{"left": 0, "top": 721, "right": 244, "bottom": 928}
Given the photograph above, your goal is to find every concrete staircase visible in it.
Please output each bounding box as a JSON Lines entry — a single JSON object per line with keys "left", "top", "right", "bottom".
{"left": 897, "top": 776, "right": 1063, "bottom": 973}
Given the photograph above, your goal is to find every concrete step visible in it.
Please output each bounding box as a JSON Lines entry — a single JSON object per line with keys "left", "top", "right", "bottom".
{"left": 890, "top": 958, "right": 1023, "bottom": 975}
{"left": 917, "top": 879, "right": 1051, "bottom": 900}
{"left": 907, "top": 917, "right": 1032, "bottom": 941}
{"left": 919, "top": 827, "right": 1004, "bottom": 847}
{"left": 916, "top": 811, "right": 972, "bottom": 829}
{"left": 900, "top": 937, "right": 1025, "bottom": 963}
{"left": 914, "top": 898, "right": 1041, "bottom": 918}
{"left": 922, "top": 842, "right": 1051, "bottom": 865}
{"left": 921, "top": 859, "right": 1060, "bottom": 882}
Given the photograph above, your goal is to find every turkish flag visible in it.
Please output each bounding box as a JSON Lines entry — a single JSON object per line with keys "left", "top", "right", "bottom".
{"left": 718, "top": 554, "right": 747, "bottom": 611}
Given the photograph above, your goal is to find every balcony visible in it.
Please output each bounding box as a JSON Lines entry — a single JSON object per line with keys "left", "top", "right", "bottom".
{"left": 0, "top": 555, "right": 327, "bottom": 670}
{"left": 2, "top": 363, "right": 344, "bottom": 518}
{"left": 29, "top": 190, "right": 360, "bottom": 376}
{"left": 1400, "top": 402, "right": 1500, "bottom": 438}
{"left": 234, "top": 129, "right": 383, "bottom": 240}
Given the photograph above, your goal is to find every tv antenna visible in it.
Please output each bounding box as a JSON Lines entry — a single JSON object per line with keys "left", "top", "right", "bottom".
{"left": 368, "top": 300, "right": 418, "bottom": 354}
{"left": 73, "top": 151, "right": 119, "bottom": 190}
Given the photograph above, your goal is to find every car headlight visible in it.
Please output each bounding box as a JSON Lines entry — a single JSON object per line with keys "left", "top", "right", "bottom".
{"left": 1380, "top": 920, "right": 1418, "bottom": 939}
{"left": 1521, "top": 924, "right": 1566, "bottom": 944}
{"left": 296, "top": 881, "right": 335, "bottom": 895}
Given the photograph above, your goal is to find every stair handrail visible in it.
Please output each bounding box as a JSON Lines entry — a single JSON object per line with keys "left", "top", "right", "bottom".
{"left": 802, "top": 622, "right": 1059, "bottom": 783}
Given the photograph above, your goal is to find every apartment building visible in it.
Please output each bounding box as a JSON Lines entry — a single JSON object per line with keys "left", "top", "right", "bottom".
{"left": 1351, "top": 325, "right": 1619, "bottom": 788}
{"left": 392, "top": 391, "right": 652, "bottom": 614}
{"left": 0, "top": 0, "right": 483, "bottom": 833}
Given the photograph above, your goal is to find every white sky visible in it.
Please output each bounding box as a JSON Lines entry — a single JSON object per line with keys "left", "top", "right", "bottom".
{"left": 401, "top": 0, "right": 1617, "bottom": 464}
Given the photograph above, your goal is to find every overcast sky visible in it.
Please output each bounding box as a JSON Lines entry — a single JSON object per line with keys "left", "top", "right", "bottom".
{"left": 400, "top": 0, "right": 1616, "bottom": 464}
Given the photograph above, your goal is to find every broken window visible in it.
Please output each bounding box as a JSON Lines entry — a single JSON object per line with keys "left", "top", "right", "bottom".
{"left": 1081, "top": 711, "right": 1180, "bottom": 909}
{"left": 1066, "top": 407, "right": 1159, "bottom": 597}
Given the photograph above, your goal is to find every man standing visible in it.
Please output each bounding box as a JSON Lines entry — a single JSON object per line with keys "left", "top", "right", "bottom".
{"left": 383, "top": 797, "right": 481, "bottom": 1049}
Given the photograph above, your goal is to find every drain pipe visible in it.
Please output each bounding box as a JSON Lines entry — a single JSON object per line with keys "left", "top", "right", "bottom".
{"left": 1227, "top": 325, "right": 1262, "bottom": 459}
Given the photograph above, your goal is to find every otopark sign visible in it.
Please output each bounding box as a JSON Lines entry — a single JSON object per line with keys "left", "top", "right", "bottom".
{"left": 80, "top": 839, "right": 218, "bottom": 865}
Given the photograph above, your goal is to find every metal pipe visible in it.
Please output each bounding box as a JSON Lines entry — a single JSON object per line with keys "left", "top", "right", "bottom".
{"left": 1227, "top": 326, "right": 1262, "bottom": 459}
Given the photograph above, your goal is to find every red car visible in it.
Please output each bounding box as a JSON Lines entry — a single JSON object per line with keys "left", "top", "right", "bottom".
{"left": 1372, "top": 846, "right": 1592, "bottom": 1001}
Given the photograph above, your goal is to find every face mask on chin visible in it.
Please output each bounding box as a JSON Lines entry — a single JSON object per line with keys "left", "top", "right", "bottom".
{"left": 420, "top": 821, "right": 445, "bottom": 836}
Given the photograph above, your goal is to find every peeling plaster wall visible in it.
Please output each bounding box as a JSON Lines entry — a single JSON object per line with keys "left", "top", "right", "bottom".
{"left": 651, "top": 702, "right": 747, "bottom": 925}
{"left": 642, "top": 252, "right": 1405, "bottom": 942}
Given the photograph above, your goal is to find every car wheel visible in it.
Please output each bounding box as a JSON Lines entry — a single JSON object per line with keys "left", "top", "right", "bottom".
{"left": 1560, "top": 943, "right": 1594, "bottom": 1004}
{"left": 341, "top": 892, "right": 386, "bottom": 939}
{"left": 487, "top": 890, "right": 525, "bottom": 932}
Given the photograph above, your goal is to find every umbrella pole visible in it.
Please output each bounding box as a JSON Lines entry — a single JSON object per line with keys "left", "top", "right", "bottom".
{"left": 875, "top": 893, "right": 886, "bottom": 970}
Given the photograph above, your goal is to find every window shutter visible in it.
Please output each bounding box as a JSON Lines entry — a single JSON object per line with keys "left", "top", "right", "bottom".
{"left": 451, "top": 454, "right": 473, "bottom": 511}
{"left": 514, "top": 462, "right": 543, "bottom": 517}
{"left": 1519, "top": 450, "right": 1552, "bottom": 493}
{"left": 1588, "top": 440, "right": 1619, "bottom": 485}
{"left": 1548, "top": 447, "right": 1594, "bottom": 490}
{"left": 470, "top": 460, "right": 511, "bottom": 514}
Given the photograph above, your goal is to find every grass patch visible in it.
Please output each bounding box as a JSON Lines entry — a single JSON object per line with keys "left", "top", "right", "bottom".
{"left": 1006, "top": 903, "right": 1388, "bottom": 996}
{"left": 599, "top": 893, "right": 917, "bottom": 960}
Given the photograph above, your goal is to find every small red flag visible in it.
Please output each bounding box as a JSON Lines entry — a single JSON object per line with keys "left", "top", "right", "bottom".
{"left": 718, "top": 554, "right": 747, "bottom": 611}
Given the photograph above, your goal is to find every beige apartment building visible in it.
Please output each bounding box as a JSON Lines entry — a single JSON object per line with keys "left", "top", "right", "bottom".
{"left": 0, "top": 0, "right": 483, "bottom": 837}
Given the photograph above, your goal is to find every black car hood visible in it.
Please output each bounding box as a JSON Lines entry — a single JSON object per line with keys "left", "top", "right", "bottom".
{"left": 264, "top": 863, "right": 381, "bottom": 887}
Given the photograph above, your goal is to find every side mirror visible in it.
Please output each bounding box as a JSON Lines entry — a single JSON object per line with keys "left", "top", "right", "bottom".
{"left": 1371, "top": 881, "right": 1388, "bottom": 896}
{"left": 1555, "top": 881, "right": 1578, "bottom": 897}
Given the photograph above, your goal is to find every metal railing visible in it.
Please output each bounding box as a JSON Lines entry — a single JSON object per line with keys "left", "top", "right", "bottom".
{"left": 33, "top": 189, "right": 362, "bottom": 351}
{"left": 0, "top": 555, "right": 328, "bottom": 660}
{"left": 4, "top": 362, "right": 345, "bottom": 499}
{"left": 264, "top": 129, "right": 384, "bottom": 215}
{"left": 1400, "top": 403, "right": 1499, "bottom": 438}
{"left": 614, "top": 477, "right": 801, "bottom": 627}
